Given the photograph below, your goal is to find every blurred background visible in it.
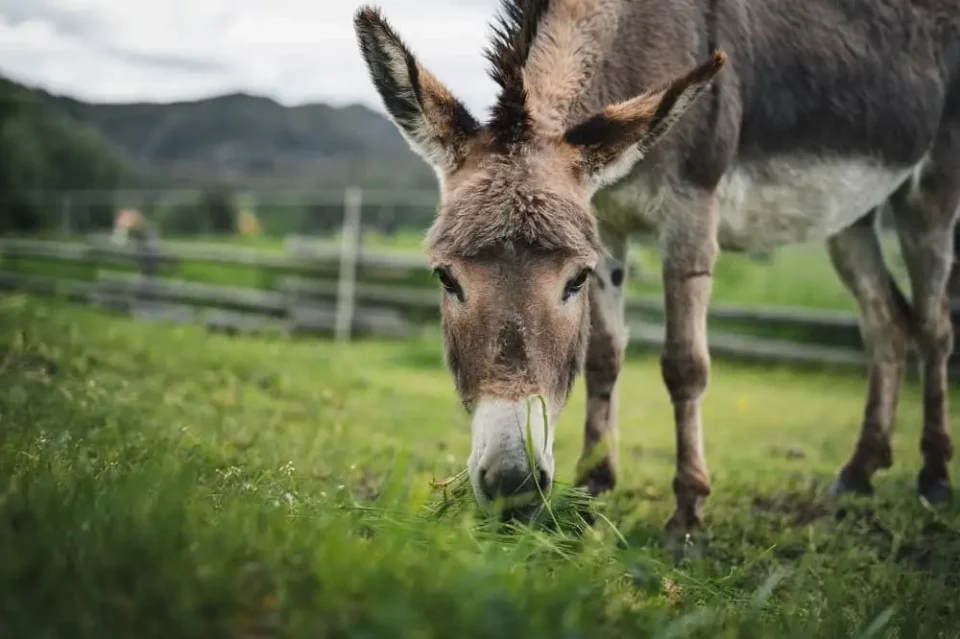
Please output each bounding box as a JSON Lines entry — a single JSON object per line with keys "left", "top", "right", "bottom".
{"left": 0, "top": 0, "right": 957, "bottom": 371}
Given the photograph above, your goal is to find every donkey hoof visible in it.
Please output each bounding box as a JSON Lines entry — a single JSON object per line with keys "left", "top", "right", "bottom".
{"left": 918, "top": 476, "right": 952, "bottom": 506}
{"left": 826, "top": 468, "right": 873, "bottom": 498}
{"left": 574, "top": 459, "right": 616, "bottom": 498}
{"left": 576, "top": 477, "right": 614, "bottom": 500}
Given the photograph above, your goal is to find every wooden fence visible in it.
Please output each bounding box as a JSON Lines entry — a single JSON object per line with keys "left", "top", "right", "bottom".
{"left": 1, "top": 225, "right": 959, "bottom": 377}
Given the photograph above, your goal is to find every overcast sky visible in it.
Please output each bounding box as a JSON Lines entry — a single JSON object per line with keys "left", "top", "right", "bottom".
{"left": 0, "top": 0, "right": 504, "bottom": 116}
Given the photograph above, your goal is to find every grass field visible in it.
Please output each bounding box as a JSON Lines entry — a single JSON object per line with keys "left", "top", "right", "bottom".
{"left": 2, "top": 294, "right": 958, "bottom": 638}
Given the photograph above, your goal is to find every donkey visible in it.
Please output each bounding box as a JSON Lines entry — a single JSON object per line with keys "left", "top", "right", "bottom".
{"left": 353, "top": 0, "right": 960, "bottom": 553}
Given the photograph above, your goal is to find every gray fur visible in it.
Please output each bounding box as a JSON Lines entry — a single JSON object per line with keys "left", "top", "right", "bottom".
{"left": 355, "top": 0, "right": 960, "bottom": 543}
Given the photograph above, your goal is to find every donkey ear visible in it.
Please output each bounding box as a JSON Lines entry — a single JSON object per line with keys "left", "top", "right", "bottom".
{"left": 354, "top": 6, "right": 481, "bottom": 176}
{"left": 563, "top": 50, "right": 727, "bottom": 191}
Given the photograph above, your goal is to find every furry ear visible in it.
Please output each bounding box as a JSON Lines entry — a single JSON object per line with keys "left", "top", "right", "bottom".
{"left": 354, "top": 6, "right": 480, "bottom": 176}
{"left": 564, "top": 50, "right": 727, "bottom": 191}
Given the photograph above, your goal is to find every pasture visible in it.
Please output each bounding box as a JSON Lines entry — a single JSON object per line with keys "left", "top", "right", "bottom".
{"left": 1, "top": 293, "right": 958, "bottom": 638}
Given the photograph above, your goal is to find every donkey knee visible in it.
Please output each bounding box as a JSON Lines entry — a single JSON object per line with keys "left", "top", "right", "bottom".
{"left": 584, "top": 328, "right": 624, "bottom": 396}
{"left": 660, "top": 345, "right": 709, "bottom": 404}
{"left": 914, "top": 305, "right": 954, "bottom": 360}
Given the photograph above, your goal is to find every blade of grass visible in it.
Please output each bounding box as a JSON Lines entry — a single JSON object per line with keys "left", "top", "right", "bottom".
{"left": 523, "top": 396, "right": 560, "bottom": 531}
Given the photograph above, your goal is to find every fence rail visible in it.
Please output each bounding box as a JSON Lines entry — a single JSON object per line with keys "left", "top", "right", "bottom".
{"left": 1, "top": 230, "right": 959, "bottom": 377}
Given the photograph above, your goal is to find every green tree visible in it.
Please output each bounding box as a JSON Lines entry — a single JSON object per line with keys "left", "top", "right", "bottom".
{"left": 0, "top": 76, "right": 128, "bottom": 234}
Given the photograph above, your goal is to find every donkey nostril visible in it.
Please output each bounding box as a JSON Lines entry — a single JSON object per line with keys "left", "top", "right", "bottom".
{"left": 479, "top": 467, "right": 496, "bottom": 501}
{"left": 536, "top": 469, "right": 551, "bottom": 492}
{"left": 483, "top": 465, "right": 546, "bottom": 500}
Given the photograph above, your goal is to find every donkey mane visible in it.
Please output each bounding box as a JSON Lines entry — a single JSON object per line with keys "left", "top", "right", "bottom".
{"left": 423, "top": 0, "right": 722, "bottom": 260}
{"left": 483, "top": 0, "right": 552, "bottom": 146}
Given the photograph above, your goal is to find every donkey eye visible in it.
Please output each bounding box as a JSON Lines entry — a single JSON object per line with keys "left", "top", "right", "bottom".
{"left": 434, "top": 268, "right": 462, "bottom": 299}
{"left": 563, "top": 268, "right": 592, "bottom": 301}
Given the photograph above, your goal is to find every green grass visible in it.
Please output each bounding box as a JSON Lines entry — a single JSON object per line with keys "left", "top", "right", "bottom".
{"left": 1, "top": 295, "right": 958, "bottom": 638}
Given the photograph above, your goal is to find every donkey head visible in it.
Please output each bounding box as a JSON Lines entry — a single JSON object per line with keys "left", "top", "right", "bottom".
{"left": 354, "top": 1, "right": 725, "bottom": 515}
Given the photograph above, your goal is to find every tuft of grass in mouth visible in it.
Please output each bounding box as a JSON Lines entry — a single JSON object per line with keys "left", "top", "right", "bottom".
{"left": 424, "top": 396, "right": 602, "bottom": 538}
{"left": 424, "top": 471, "right": 602, "bottom": 538}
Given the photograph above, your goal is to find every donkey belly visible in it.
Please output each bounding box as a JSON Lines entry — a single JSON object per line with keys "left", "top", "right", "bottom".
{"left": 600, "top": 155, "right": 923, "bottom": 251}
{"left": 713, "top": 156, "right": 921, "bottom": 252}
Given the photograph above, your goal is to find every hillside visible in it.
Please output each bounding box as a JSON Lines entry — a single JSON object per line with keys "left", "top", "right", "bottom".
{"left": 35, "top": 87, "right": 433, "bottom": 190}
{"left": 0, "top": 77, "right": 128, "bottom": 233}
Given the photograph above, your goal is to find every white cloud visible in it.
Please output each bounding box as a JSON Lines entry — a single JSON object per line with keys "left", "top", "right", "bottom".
{"left": 0, "top": 0, "right": 503, "bottom": 116}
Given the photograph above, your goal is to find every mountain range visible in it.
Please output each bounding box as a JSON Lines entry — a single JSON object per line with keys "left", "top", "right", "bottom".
{"left": 11, "top": 75, "right": 434, "bottom": 191}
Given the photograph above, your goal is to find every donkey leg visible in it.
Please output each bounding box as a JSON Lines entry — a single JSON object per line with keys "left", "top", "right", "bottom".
{"left": 889, "top": 166, "right": 960, "bottom": 505}
{"left": 826, "top": 211, "right": 912, "bottom": 497}
{"left": 660, "top": 192, "right": 719, "bottom": 560}
{"left": 575, "top": 226, "right": 630, "bottom": 496}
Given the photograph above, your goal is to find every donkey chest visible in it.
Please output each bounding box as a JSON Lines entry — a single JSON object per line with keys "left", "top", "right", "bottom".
{"left": 605, "top": 157, "right": 920, "bottom": 252}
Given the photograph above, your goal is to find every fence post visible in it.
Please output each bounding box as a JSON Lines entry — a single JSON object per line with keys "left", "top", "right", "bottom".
{"left": 335, "top": 186, "right": 363, "bottom": 341}
{"left": 136, "top": 220, "right": 160, "bottom": 305}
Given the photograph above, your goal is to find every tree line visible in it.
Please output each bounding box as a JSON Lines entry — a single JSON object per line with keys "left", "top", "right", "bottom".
{"left": 0, "top": 78, "right": 128, "bottom": 233}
